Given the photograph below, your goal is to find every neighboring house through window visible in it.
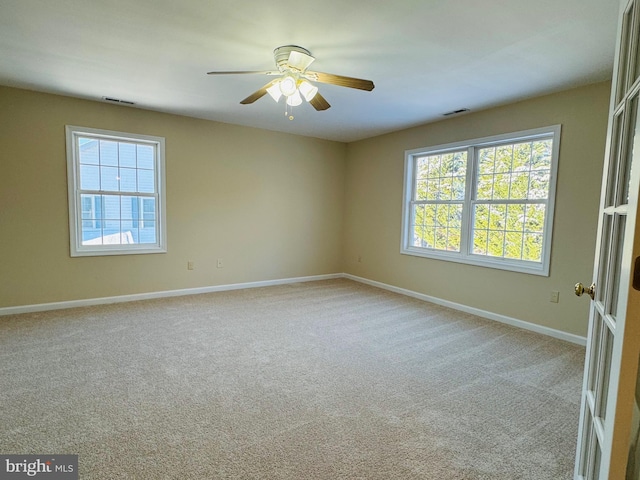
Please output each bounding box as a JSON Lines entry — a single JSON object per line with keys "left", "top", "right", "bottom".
{"left": 66, "top": 126, "right": 167, "bottom": 256}
{"left": 401, "top": 125, "right": 560, "bottom": 275}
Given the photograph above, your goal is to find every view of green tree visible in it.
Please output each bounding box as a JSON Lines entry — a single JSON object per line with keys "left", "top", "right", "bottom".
{"left": 412, "top": 150, "right": 466, "bottom": 251}
{"left": 412, "top": 138, "right": 552, "bottom": 262}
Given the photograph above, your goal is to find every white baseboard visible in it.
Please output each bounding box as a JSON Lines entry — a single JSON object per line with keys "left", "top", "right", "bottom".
{"left": 0, "top": 273, "right": 342, "bottom": 316}
{"left": 0, "top": 272, "right": 587, "bottom": 346}
{"left": 343, "top": 274, "right": 587, "bottom": 346}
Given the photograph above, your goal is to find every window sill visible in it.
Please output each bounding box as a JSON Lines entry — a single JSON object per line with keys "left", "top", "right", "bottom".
{"left": 400, "top": 246, "right": 549, "bottom": 276}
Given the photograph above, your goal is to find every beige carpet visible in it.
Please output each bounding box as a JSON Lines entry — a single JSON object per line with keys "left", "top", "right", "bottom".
{"left": 0, "top": 279, "right": 584, "bottom": 479}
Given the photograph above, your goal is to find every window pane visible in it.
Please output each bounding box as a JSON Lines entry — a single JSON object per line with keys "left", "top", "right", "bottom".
{"left": 452, "top": 175, "right": 465, "bottom": 200}
{"left": 473, "top": 204, "right": 489, "bottom": 255}
{"left": 434, "top": 227, "right": 447, "bottom": 250}
{"left": 621, "top": 93, "right": 640, "bottom": 204}
{"left": 446, "top": 204, "right": 462, "bottom": 251}
{"left": 440, "top": 177, "right": 453, "bottom": 200}
{"left": 79, "top": 138, "right": 99, "bottom": 164}
{"left": 99, "top": 140, "right": 118, "bottom": 166}
{"left": 119, "top": 167, "right": 137, "bottom": 192}
{"left": 427, "top": 179, "right": 439, "bottom": 200}
{"left": 414, "top": 151, "right": 466, "bottom": 189}
{"left": 103, "top": 195, "right": 120, "bottom": 220}
{"left": 82, "top": 232, "right": 103, "bottom": 245}
{"left": 137, "top": 145, "right": 154, "bottom": 169}
{"left": 599, "top": 324, "right": 614, "bottom": 421}
{"left": 119, "top": 142, "right": 136, "bottom": 168}
{"left": 142, "top": 199, "right": 156, "bottom": 220}
{"left": 451, "top": 151, "right": 466, "bottom": 177}
{"left": 529, "top": 171, "right": 550, "bottom": 199}
{"left": 473, "top": 230, "right": 488, "bottom": 255}
{"left": 493, "top": 173, "right": 510, "bottom": 199}
{"left": 477, "top": 139, "right": 552, "bottom": 200}
{"left": 472, "top": 202, "right": 543, "bottom": 262}
{"left": 412, "top": 205, "right": 428, "bottom": 247}
{"left": 495, "top": 145, "right": 513, "bottom": 173}
{"left": 531, "top": 140, "right": 552, "bottom": 170}
{"left": 100, "top": 166, "right": 119, "bottom": 191}
{"left": 403, "top": 127, "right": 557, "bottom": 273}
{"left": 476, "top": 174, "right": 494, "bottom": 199}
{"left": 606, "top": 111, "right": 624, "bottom": 207}
{"left": 488, "top": 204, "right": 506, "bottom": 230}
{"left": 488, "top": 231, "right": 505, "bottom": 257}
{"left": 478, "top": 147, "right": 495, "bottom": 174}
{"left": 120, "top": 196, "right": 136, "bottom": 222}
{"left": 524, "top": 204, "right": 546, "bottom": 234}
{"left": 593, "top": 441, "right": 602, "bottom": 480}
{"left": 411, "top": 202, "right": 463, "bottom": 252}
{"left": 523, "top": 233, "right": 543, "bottom": 262}
{"left": 80, "top": 194, "right": 156, "bottom": 246}
{"left": 617, "top": 3, "right": 634, "bottom": 104}
{"left": 80, "top": 165, "right": 100, "bottom": 190}
{"left": 69, "top": 127, "right": 165, "bottom": 255}
{"left": 447, "top": 229, "right": 461, "bottom": 251}
{"left": 409, "top": 150, "right": 466, "bottom": 254}
{"left": 510, "top": 172, "right": 529, "bottom": 199}
{"left": 103, "top": 218, "right": 119, "bottom": 229}
{"left": 473, "top": 137, "right": 551, "bottom": 263}
{"left": 610, "top": 214, "right": 627, "bottom": 321}
{"left": 505, "top": 232, "right": 524, "bottom": 259}
{"left": 81, "top": 196, "right": 92, "bottom": 219}
{"left": 140, "top": 221, "right": 157, "bottom": 244}
{"left": 413, "top": 225, "right": 425, "bottom": 247}
{"left": 416, "top": 157, "right": 429, "bottom": 179}
{"left": 80, "top": 195, "right": 100, "bottom": 235}
{"left": 474, "top": 204, "right": 489, "bottom": 229}
{"left": 506, "top": 204, "right": 525, "bottom": 231}
{"left": 435, "top": 204, "right": 447, "bottom": 228}
{"left": 138, "top": 169, "right": 155, "bottom": 193}
{"left": 512, "top": 142, "right": 531, "bottom": 171}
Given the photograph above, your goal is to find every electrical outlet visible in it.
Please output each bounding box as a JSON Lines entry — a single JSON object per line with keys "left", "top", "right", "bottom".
{"left": 217, "top": 258, "right": 224, "bottom": 268}
{"left": 550, "top": 291, "right": 559, "bottom": 303}
{"left": 357, "top": 255, "right": 362, "bottom": 263}
{"left": 187, "top": 261, "right": 194, "bottom": 270}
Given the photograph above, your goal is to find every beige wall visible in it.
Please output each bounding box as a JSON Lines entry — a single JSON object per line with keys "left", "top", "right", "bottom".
{"left": 0, "top": 86, "right": 346, "bottom": 308}
{"left": 343, "top": 81, "right": 612, "bottom": 337}
{"left": 0, "top": 82, "right": 612, "bottom": 338}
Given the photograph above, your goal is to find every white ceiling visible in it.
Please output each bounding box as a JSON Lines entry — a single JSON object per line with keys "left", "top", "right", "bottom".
{"left": 0, "top": 0, "right": 619, "bottom": 142}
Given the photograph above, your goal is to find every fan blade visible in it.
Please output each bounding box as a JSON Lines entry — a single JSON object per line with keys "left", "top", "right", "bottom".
{"left": 240, "top": 80, "right": 279, "bottom": 105}
{"left": 288, "top": 50, "right": 315, "bottom": 72}
{"left": 309, "top": 92, "right": 331, "bottom": 111}
{"left": 304, "top": 71, "right": 374, "bottom": 91}
{"left": 207, "top": 70, "right": 279, "bottom": 76}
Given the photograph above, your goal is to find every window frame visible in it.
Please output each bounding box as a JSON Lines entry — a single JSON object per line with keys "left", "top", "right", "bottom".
{"left": 401, "top": 125, "right": 561, "bottom": 276}
{"left": 66, "top": 125, "right": 167, "bottom": 257}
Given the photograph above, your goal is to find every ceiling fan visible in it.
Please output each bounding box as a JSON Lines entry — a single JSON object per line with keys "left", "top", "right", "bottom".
{"left": 207, "top": 45, "right": 375, "bottom": 114}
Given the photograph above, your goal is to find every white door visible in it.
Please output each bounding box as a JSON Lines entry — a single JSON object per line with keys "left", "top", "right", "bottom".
{"left": 575, "top": 0, "right": 640, "bottom": 478}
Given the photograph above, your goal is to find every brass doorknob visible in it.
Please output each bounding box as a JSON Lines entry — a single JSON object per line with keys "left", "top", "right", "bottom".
{"left": 575, "top": 282, "right": 596, "bottom": 300}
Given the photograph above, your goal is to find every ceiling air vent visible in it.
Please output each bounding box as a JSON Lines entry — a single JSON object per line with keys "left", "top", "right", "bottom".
{"left": 102, "top": 97, "right": 135, "bottom": 105}
{"left": 443, "top": 108, "right": 470, "bottom": 116}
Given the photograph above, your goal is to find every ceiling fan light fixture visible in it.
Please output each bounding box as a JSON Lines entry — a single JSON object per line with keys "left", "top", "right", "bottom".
{"left": 266, "top": 82, "right": 283, "bottom": 102}
{"left": 286, "top": 90, "right": 303, "bottom": 106}
{"left": 207, "top": 45, "right": 374, "bottom": 114}
{"left": 279, "top": 75, "right": 297, "bottom": 96}
{"left": 298, "top": 80, "right": 318, "bottom": 102}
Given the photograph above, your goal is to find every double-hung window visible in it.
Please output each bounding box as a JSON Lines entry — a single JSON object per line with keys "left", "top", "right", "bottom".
{"left": 401, "top": 125, "right": 560, "bottom": 275}
{"left": 66, "top": 126, "right": 167, "bottom": 256}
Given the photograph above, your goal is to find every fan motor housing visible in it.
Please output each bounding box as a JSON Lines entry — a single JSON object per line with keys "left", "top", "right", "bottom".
{"left": 273, "top": 45, "right": 312, "bottom": 70}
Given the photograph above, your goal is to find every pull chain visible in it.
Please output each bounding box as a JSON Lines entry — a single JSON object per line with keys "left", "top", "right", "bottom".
{"left": 285, "top": 102, "right": 294, "bottom": 121}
